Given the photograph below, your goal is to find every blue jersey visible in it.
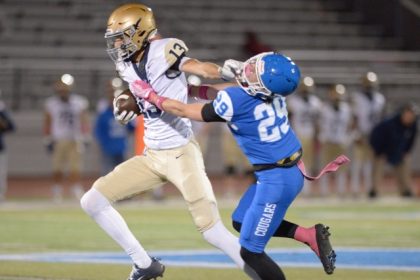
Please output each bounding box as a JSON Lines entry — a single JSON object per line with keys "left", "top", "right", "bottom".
{"left": 212, "top": 86, "right": 301, "bottom": 165}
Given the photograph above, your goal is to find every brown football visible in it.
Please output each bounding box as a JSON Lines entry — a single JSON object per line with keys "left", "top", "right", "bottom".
{"left": 115, "top": 89, "right": 141, "bottom": 115}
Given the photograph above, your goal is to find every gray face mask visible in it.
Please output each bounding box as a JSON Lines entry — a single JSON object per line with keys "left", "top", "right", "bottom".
{"left": 105, "top": 27, "right": 138, "bottom": 63}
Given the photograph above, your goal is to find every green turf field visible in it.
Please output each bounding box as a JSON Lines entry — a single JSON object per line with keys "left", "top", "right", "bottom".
{"left": 1, "top": 198, "right": 420, "bottom": 279}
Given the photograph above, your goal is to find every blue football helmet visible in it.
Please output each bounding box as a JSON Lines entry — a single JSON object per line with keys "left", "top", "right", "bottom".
{"left": 237, "top": 52, "right": 300, "bottom": 98}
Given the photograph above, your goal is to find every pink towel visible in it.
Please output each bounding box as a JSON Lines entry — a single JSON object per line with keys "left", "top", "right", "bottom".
{"left": 297, "top": 155, "right": 350, "bottom": 181}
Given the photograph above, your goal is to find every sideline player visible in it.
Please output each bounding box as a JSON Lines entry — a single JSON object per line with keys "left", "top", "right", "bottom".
{"left": 350, "top": 72, "right": 385, "bottom": 197}
{"left": 131, "top": 52, "right": 348, "bottom": 279}
{"left": 44, "top": 74, "right": 89, "bottom": 202}
{"left": 0, "top": 93, "right": 15, "bottom": 202}
{"left": 287, "top": 76, "right": 322, "bottom": 196}
{"left": 80, "top": 3, "right": 260, "bottom": 280}
{"left": 318, "top": 84, "right": 352, "bottom": 196}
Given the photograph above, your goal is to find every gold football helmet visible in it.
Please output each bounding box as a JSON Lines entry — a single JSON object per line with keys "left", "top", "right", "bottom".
{"left": 361, "top": 71, "right": 379, "bottom": 90}
{"left": 55, "top": 73, "right": 74, "bottom": 91}
{"left": 328, "top": 83, "right": 346, "bottom": 102}
{"left": 105, "top": 3, "right": 157, "bottom": 62}
{"left": 298, "top": 76, "right": 315, "bottom": 95}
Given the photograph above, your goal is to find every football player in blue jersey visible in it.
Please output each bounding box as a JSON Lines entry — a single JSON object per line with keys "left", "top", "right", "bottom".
{"left": 131, "top": 52, "right": 346, "bottom": 279}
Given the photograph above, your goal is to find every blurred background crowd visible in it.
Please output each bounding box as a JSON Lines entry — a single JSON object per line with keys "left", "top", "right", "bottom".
{"left": 0, "top": 0, "right": 419, "bottom": 202}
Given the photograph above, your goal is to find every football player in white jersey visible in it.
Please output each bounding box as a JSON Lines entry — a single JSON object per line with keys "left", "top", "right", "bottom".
{"left": 0, "top": 93, "right": 15, "bottom": 202}
{"left": 80, "top": 3, "right": 258, "bottom": 280}
{"left": 318, "top": 84, "right": 352, "bottom": 196}
{"left": 350, "top": 72, "right": 385, "bottom": 197}
{"left": 287, "top": 76, "right": 322, "bottom": 196}
{"left": 44, "top": 74, "right": 89, "bottom": 202}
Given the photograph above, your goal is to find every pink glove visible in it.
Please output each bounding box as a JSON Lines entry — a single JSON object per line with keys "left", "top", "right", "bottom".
{"left": 131, "top": 80, "right": 155, "bottom": 101}
{"left": 130, "top": 80, "right": 167, "bottom": 110}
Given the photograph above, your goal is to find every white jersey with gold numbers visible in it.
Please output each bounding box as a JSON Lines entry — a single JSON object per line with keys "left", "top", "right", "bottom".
{"left": 45, "top": 94, "right": 88, "bottom": 141}
{"left": 319, "top": 101, "right": 352, "bottom": 145}
{"left": 115, "top": 38, "right": 192, "bottom": 150}
{"left": 351, "top": 91, "right": 385, "bottom": 136}
{"left": 287, "top": 94, "right": 322, "bottom": 139}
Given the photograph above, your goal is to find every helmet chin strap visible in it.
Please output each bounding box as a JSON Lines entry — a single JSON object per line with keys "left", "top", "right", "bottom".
{"left": 257, "top": 93, "right": 274, "bottom": 103}
{"left": 131, "top": 48, "right": 145, "bottom": 63}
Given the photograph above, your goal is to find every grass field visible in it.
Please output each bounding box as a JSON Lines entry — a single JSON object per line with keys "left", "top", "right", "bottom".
{"left": 1, "top": 197, "right": 420, "bottom": 279}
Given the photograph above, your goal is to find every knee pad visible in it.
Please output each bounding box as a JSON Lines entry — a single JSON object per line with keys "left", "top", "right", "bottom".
{"left": 188, "top": 197, "right": 220, "bottom": 232}
{"left": 80, "top": 188, "right": 110, "bottom": 217}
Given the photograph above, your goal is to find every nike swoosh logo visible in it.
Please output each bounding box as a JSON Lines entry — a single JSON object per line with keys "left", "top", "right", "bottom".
{"left": 175, "top": 154, "right": 184, "bottom": 159}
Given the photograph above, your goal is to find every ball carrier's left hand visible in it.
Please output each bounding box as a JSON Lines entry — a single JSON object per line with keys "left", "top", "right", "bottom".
{"left": 113, "top": 89, "right": 141, "bottom": 125}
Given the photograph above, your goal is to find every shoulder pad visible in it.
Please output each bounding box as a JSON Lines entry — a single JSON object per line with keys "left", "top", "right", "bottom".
{"left": 163, "top": 38, "right": 189, "bottom": 66}
{"left": 213, "top": 90, "right": 234, "bottom": 121}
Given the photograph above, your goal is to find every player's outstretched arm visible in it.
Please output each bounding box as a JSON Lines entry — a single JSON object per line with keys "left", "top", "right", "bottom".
{"left": 181, "top": 58, "right": 221, "bottom": 80}
{"left": 131, "top": 80, "right": 205, "bottom": 121}
{"left": 161, "top": 100, "right": 205, "bottom": 121}
{"left": 188, "top": 82, "right": 234, "bottom": 100}
{"left": 181, "top": 58, "right": 242, "bottom": 81}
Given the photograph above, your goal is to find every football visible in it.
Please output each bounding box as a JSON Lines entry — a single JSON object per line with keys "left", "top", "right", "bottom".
{"left": 114, "top": 89, "right": 142, "bottom": 115}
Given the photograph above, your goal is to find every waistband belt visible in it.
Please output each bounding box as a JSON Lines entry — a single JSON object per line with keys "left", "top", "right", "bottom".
{"left": 253, "top": 149, "right": 303, "bottom": 172}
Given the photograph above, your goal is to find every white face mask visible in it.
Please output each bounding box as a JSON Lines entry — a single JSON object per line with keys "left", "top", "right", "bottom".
{"left": 236, "top": 53, "right": 272, "bottom": 97}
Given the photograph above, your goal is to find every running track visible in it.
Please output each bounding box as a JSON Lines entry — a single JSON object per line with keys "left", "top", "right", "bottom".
{"left": 1, "top": 248, "right": 419, "bottom": 271}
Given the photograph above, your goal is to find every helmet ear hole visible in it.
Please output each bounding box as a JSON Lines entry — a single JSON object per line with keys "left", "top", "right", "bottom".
{"left": 138, "top": 31, "right": 145, "bottom": 37}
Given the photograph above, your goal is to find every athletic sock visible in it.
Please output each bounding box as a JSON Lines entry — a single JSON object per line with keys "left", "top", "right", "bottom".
{"left": 202, "top": 220, "right": 244, "bottom": 268}
{"left": 80, "top": 188, "right": 152, "bottom": 268}
{"left": 273, "top": 220, "right": 298, "bottom": 238}
{"left": 52, "top": 184, "right": 63, "bottom": 202}
{"left": 202, "top": 221, "right": 263, "bottom": 279}
{"left": 294, "top": 225, "right": 319, "bottom": 256}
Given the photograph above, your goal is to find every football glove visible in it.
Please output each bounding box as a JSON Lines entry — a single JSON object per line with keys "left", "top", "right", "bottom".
{"left": 219, "top": 59, "right": 244, "bottom": 80}
{"left": 130, "top": 80, "right": 167, "bottom": 111}
{"left": 130, "top": 80, "right": 155, "bottom": 100}
{"left": 113, "top": 95, "right": 138, "bottom": 125}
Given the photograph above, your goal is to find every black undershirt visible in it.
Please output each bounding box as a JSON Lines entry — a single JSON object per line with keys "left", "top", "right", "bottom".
{"left": 201, "top": 103, "right": 226, "bottom": 122}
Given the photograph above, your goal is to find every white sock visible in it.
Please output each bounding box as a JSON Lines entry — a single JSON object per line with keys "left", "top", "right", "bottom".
{"left": 337, "top": 172, "right": 346, "bottom": 195}
{"left": 203, "top": 220, "right": 244, "bottom": 268}
{"left": 52, "top": 184, "right": 63, "bottom": 202}
{"left": 80, "top": 188, "right": 152, "bottom": 268}
{"left": 350, "top": 160, "right": 361, "bottom": 194}
{"left": 202, "top": 221, "right": 261, "bottom": 279}
{"left": 71, "top": 184, "right": 84, "bottom": 200}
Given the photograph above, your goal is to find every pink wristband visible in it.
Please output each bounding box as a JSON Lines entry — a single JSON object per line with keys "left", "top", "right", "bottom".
{"left": 187, "top": 84, "right": 193, "bottom": 95}
{"left": 198, "top": 86, "right": 210, "bottom": 100}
